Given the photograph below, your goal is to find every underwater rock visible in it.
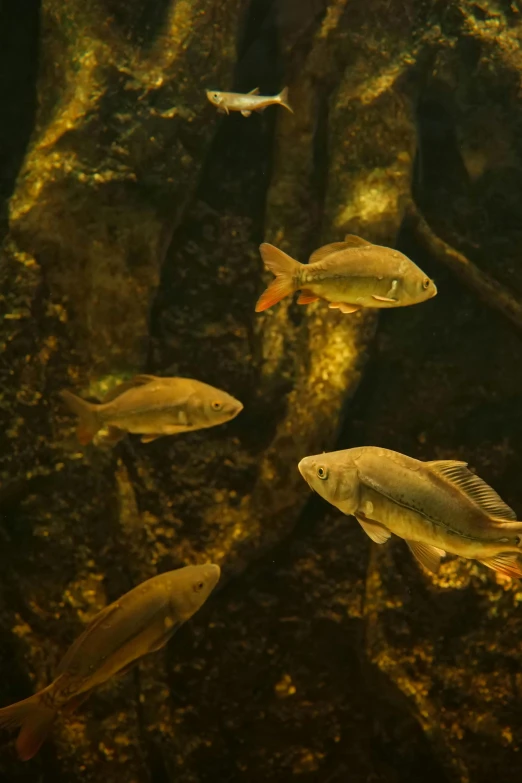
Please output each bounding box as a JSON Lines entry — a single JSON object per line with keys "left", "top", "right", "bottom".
{"left": 359, "top": 5, "right": 522, "bottom": 780}
{"left": 0, "top": 0, "right": 377, "bottom": 777}
{"left": 2, "top": 0, "right": 522, "bottom": 780}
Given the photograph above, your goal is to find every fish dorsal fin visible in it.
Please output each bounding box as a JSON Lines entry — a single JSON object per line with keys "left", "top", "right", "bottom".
{"left": 343, "top": 234, "right": 373, "bottom": 247}
{"left": 101, "top": 375, "right": 158, "bottom": 404}
{"left": 426, "top": 460, "right": 516, "bottom": 520}
{"left": 309, "top": 236, "right": 373, "bottom": 263}
{"left": 309, "top": 242, "right": 352, "bottom": 264}
{"left": 55, "top": 602, "right": 121, "bottom": 676}
{"left": 131, "top": 374, "right": 161, "bottom": 383}
{"left": 406, "top": 540, "right": 445, "bottom": 574}
{"left": 247, "top": 87, "right": 260, "bottom": 95}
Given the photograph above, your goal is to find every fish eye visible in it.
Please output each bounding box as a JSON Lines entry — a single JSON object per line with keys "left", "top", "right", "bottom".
{"left": 317, "top": 466, "right": 328, "bottom": 480}
{"left": 211, "top": 400, "right": 223, "bottom": 411}
{"left": 422, "top": 277, "right": 430, "bottom": 290}
{"left": 193, "top": 581, "right": 204, "bottom": 592}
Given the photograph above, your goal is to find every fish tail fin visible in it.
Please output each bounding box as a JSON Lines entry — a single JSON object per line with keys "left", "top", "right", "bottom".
{"left": 60, "top": 390, "right": 100, "bottom": 445}
{"left": 255, "top": 243, "right": 302, "bottom": 312}
{"left": 0, "top": 691, "right": 57, "bottom": 761}
{"left": 277, "top": 86, "right": 293, "bottom": 113}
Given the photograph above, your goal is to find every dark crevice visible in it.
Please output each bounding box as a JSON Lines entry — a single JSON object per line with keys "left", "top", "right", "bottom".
{"left": 0, "top": 0, "right": 41, "bottom": 241}
{"left": 412, "top": 89, "right": 470, "bottom": 212}
{"left": 100, "top": 0, "right": 172, "bottom": 47}
{"left": 133, "top": 667, "right": 170, "bottom": 783}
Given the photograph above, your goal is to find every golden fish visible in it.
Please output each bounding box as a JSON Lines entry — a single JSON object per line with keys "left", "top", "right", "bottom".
{"left": 206, "top": 86, "right": 293, "bottom": 117}
{"left": 60, "top": 374, "right": 243, "bottom": 445}
{"left": 298, "top": 447, "right": 522, "bottom": 578}
{"left": 0, "top": 564, "right": 220, "bottom": 760}
{"left": 255, "top": 236, "right": 437, "bottom": 314}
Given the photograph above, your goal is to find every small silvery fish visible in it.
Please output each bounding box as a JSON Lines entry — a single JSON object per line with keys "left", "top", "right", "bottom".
{"left": 298, "top": 447, "right": 522, "bottom": 578}
{"left": 0, "top": 564, "right": 220, "bottom": 760}
{"left": 255, "top": 236, "right": 437, "bottom": 314}
{"left": 60, "top": 374, "right": 243, "bottom": 445}
{"left": 206, "top": 86, "right": 293, "bottom": 117}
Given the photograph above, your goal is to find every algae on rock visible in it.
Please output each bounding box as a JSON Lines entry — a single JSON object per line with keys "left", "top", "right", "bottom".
{"left": 2, "top": 0, "right": 522, "bottom": 781}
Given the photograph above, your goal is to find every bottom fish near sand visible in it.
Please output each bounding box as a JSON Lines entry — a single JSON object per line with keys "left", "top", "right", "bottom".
{"left": 298, "top": 446, "right": 522, "bottom": 579}
{"left": 0, "top": 564, "right": 220, "bottom": 760}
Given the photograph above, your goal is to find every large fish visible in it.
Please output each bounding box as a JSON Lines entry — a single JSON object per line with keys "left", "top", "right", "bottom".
{"left": 0, "top": 564, "right": 220, "bottom": 760}
{"left": 255, "top": 236, "right": 437, "bottom": 314}
{"left": 60, "top": 374, "right": 243, "bottom": 445}
{"left": 298, "top": 447, "right": 522, "bottom": 578}
{"left": 206, "top": 86, "right": 293, "bottom": 117}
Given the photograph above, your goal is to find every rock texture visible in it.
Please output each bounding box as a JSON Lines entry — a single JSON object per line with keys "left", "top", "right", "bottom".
{"left": 1, "top": 0, "right": 522, "bottom": 781}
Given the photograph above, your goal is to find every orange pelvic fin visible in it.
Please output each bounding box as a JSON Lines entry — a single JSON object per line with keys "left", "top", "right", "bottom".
{"left": 296, "top": 290, "right": 319, "bottom": 305}
{"left": 478, "top": 553, "right": 522, "bottom": 579}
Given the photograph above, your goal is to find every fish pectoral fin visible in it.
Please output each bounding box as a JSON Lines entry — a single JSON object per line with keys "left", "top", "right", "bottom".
{"left": 355, "top": 515, "right": 391, "bottom": 545}
{"left": 147, "top": 621, "right": 183, "bottom": 654}
{"left": 328, "top": 302, "right": 342, "bottom": 309}
{"left": 406, "top": 540, "right": 446, "bottom": 574}
{"left": 425, "top": 460, "right": 517, "bottom": 520}
{"left": 62, "top": 688, "right": 95, "bottom": 715}
{"left": 339, "top": 304, "right": 361, "bottom": 314}
{"left": 241, "top": 110, "right": 252, "bottom": 117}
{"left": 296, "top": 290, "right": 319, "bottom": 305}
{"left": 478, "top": 553, "right": 522, "bottom": 579}
{"left": 247, "top": 87, "right": 260, "bottom": 95}
{"left": 115, "top": 660, "right": 141, "bottom": 679}
{"left": 141, "top": 433, "right": 165, "bottom": 443}
{"left": 372, "top": 295, "right": 398, "bottom": 303}
{"left": 343, "top": 234, "right": 373, "bottom": 247}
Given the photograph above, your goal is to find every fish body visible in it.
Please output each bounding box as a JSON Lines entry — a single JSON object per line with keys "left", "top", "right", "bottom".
{"left": 298, "top": 446, "right": 522, "bottom": 578}
{"left": 0, "top": 564, "right": 220, "bottom": 760}
{"left": 61, "top": 374, "right": 243, "bottom": 445}
{"left": 255, "top": 235, "right": 437, "bottom": 313}
{"left": 206, "top": 86, "right": 293, "bottom": 117}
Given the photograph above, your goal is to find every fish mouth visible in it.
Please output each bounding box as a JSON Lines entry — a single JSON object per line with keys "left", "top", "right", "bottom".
{"left": 208, "top": 563, "right": 221, "bottom": 586}
{"left": 430, "top": 283, "right": 438, "bottom": 298}
{"left": 231, "top": 401, "right": 244, "bottom": 418}
{"left": 297, "top": 458, "right": 314, "bottom": 488}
